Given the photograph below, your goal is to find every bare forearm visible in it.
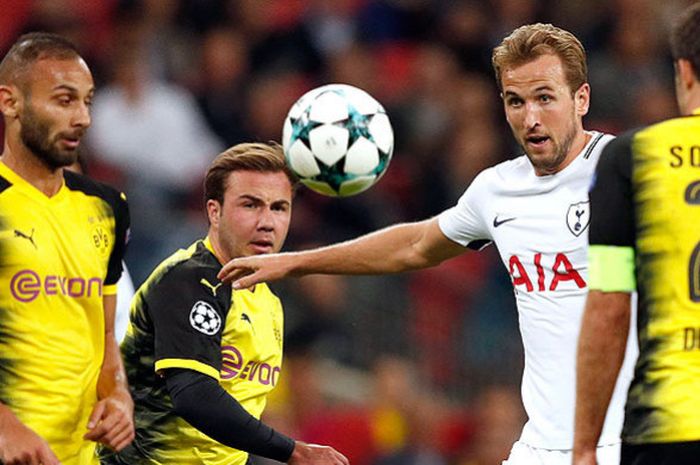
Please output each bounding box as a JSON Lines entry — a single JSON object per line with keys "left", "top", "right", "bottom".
{"left": 99, "top": 294, "right": 129, "bottom": 398}
{"left": 574, "top": 291, "right": 631, "bottom": 455}
{"left": 99, "top": 335, "right": 129, "bottom": 396}
{"left": 289, "top": 218, "right": 463, "bottom": 275}
{"left": 221, "top": 217, "right": 466, "bottom": 288}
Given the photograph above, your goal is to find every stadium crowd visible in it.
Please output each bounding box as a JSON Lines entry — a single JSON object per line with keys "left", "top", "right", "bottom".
{"left": 0, "top": 0, "right": 692, "bottom": 464}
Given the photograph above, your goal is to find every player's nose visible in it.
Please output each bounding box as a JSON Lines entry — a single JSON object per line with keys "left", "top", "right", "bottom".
{"left": 256, "top": 208, "right": 275, "bottom": 230}
{"left": 522, "top": 102, "right": 541, "bottom": 129}
{"left": 72, "top": 101, "right": 91, "bottom": 128}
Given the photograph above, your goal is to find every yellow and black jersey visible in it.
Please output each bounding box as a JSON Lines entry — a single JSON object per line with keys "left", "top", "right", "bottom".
{"left": 588, "top": 110, "right": 700, "bottom": 444}
{"left": 0, "top": 161, "right": 129, "bottom": 464}
{"left": 104, "top": 238, "right": 284, "bottom": 465}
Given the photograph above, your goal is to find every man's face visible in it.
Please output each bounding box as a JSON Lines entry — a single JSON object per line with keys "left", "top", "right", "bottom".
{"left": 18, "top": 57, "right": 94, "bottom": 169}
{"left": 501, "top": 53, "right": 589, "bottom": 176}
{"left": 211, "top": 170, "right": 293, "bottom": 261}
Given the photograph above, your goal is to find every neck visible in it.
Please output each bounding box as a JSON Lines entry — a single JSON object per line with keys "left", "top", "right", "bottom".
{"left": 1, "top": 136, "right": 64, "bottom": 197}
{"left": 683, "top": 94, "right": 700, "bottom": 115}
{"left": 544, "top": 127, "right": 591, "bottom": 176}
{"left": 207, "top": 230, "right": 231, "bottom": 265}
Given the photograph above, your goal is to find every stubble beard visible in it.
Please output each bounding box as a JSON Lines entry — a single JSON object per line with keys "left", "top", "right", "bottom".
{"left": 20, "top": 103, "right": 80, "bottom": 170}
{"left": 524, "top": 117, "right": 578, "bottom": 175}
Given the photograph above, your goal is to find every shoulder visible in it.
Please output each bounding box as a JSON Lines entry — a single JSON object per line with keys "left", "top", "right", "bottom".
{"left": 642, "top": 113, "right": 700, "bottom": 131}
{"left": 453, "top": 157, "right": 527, "bottom": 204}
{"left": 473, "top": 156, "right": 530, "bottom": 188}
{"left": 632, "top": 114, "right": 700, "bottom": 146}
{"left": 149, "top": 242, "right": 222, "bottom": 288}
{"left": 598, "top": 129, "right": 640, "bottom": 166}
{"left": 571, "top": 131, "right": 615, "bottom": 168}
{"left": 140, "top": 243, "right": 232, "bottom": 318}
{"left": 492, "top": 155, "right": 531, "bottom": 177}
{"left": 63, "top": 170, "right": 128, "bottom": 211}
{"left": 255, "top": 283, "right": 282, "bottom": 304}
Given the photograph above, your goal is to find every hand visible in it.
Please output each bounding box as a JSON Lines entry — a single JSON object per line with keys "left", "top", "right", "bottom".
{"left": 0, "top": 409, "right": 60, "bottom": 465}
{"left": 83, "top": 388, "right": 134, "bottom": 451}
{"left": 287, "top": 441, "right": 349, "bottom": 465}
{"left": 572, "top": 448, "right": 598, "bottom": 465}
{"left": 217, "top": 253, "right": 292, "bottom": 289}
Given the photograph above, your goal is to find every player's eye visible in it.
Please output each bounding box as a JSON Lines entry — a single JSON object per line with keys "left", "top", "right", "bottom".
{"left": 539, "top": 94, "right": 553, "bottom": 103}
{"left": 506, "top": 97, "right": 523, "bottom": 107}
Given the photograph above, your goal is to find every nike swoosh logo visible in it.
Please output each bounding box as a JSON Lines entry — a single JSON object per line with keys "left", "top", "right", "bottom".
{"left": 493, "top": 216, "right": 516, "bottom": 228}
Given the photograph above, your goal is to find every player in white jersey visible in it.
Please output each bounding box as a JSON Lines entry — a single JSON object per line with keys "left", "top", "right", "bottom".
{"left": 215, "top": 24, "right": 637, "bottom": 465}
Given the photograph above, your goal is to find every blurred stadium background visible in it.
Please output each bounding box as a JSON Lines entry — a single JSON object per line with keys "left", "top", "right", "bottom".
{"left": 0, "top": 0, "right": 692, "bottom": 463}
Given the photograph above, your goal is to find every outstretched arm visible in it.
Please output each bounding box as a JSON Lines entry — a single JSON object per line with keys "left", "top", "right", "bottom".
{"left": 573, "top": 290, "right": 631, "bottom": 465}
{"left": 166, "top": 369, "right": 348, "bottom": 465}
{"left": 219, "top": 217, "right": 466, "bottom": 289}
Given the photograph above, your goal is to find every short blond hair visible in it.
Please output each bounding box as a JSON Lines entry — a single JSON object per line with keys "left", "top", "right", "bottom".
{"left": 492, "top": 23, "right": 587, "bottom": 94}
{"left": 204, "top": 142, "right": 298, "bottom": 204}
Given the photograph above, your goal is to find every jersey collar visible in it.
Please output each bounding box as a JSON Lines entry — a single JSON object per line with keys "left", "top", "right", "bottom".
{"left": 0, "top": 161, "right": 68, "bottom": 204}
{"left": 203, "top": 236, "right": 262, "bottom": 294}
{"left": 203, "top": 236, "right": 217, "bottom": 257}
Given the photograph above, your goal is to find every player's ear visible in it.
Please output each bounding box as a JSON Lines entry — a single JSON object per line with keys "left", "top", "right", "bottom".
{"left": 0, "top": 84, "right": 20, "bottom": 119}
{"left": 677, "top": 59, "right": 696, "bottom": 90}
{"left": 574, "top": 83, "right": 590, "bottom": 117}
{"left": 206, "top": 199, "right": 222, "bottom": 226}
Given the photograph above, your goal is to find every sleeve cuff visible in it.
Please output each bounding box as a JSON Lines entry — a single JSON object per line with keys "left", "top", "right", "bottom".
{"left": 103, "top": 283, "right": 118, "bottom": 296}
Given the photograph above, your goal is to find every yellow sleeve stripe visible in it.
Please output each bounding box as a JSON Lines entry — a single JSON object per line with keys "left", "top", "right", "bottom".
{"left": 103, "top": 284, "right": 118, "bottom": 296}
{"left": 154, "top": 358, "right": 221, "bottom": 380}
{"left": 588, "top": 245, "right": 636, "bottom": 292}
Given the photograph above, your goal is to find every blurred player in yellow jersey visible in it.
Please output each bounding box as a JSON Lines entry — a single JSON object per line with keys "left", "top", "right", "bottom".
{"left": 574, "top": 4, "right": 700, "bottom": 464}
{"left": 0, "top": 33, "right": 134, "bottom": 464}
{"left": 101, "top": 142, "right": 347, "bottom": 465}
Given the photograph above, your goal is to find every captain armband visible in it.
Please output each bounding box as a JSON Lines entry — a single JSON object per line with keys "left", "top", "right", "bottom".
{"left": 588, "top": 245, "right": 636, "bottom": 292}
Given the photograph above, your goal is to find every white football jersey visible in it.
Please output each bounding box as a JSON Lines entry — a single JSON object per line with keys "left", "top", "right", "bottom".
{"left": 438, "top": 131, "right": 638, "bottom": 449}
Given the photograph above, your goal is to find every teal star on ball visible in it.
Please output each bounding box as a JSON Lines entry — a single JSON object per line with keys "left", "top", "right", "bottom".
{"left": 342, "top": 104, "right": 375, "bottom": 147}
{"left": 288, "top": 106, "right": 323, "bottom": 149}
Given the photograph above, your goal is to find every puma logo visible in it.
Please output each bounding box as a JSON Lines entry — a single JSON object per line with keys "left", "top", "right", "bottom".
{"left": 200, "top": 278, "right": 223, "bottom": 296}
{"left": 14, "top": 228, "right": 36, "bottom": 249}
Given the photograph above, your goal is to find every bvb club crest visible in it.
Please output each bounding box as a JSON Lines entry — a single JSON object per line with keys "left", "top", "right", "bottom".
{"left": 566, "top": 201, "right": 590, "bottom": 237}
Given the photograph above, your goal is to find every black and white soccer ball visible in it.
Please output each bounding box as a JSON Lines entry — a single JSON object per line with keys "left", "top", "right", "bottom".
{"left": 189, "top": 301, "right": 222, "bottom": 335}
{"left": 282, "top": 83, "right": 394, "bottom": 197}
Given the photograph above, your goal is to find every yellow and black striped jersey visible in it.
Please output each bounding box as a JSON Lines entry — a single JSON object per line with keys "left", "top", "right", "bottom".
{"left": 103, "top": 238, "right": 284, "bottom": 465}
{"left": 0, "top": 161, "right": 129, "bottom": 464}
{"left": 588, "top": 110, "right": 700, "bottom": 444}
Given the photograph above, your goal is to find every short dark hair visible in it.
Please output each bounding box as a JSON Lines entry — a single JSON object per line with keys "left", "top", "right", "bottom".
{"left": 0, "top": 32, "right": 83, "bottom": 85}
{"left": 492, "top": 23, "right": 587, "bottom": 95}
{"left": 670, "top": 3, "right": 700, "bottom": 80}
{"left": 204, "top": 142, "right": 298, "bottom": 204}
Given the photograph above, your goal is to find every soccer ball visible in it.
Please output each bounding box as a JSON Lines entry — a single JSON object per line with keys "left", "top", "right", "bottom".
{"left": 282, "top": 83, "right": 394, "bottom": 197}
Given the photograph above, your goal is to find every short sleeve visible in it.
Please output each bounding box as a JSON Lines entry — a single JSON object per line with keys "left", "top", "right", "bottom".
{"left": 105, "top": 191, "right": 130, "bottom": 288}
{"left": 589, "top": 131, "right": 635, "bottom": 247}
{"left": 438, "top": 171, "right": 492, "bottom": 250}
{"left": 147, "top": 264, "right": 230, "bottom": 380}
